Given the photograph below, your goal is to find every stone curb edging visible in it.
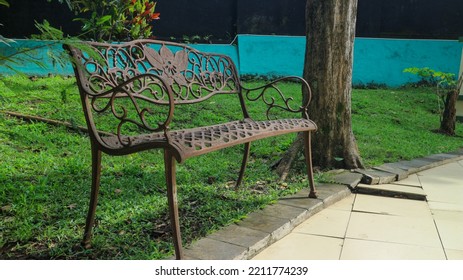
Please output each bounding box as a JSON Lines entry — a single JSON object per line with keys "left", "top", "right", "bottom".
{"left": 353, "top": 149, "right": 463, "bottom": 185}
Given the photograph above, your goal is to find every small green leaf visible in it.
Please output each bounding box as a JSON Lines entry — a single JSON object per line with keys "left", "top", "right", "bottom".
{"left": 96, "top": 15, "right": 112, "bottom": 25}
{"left": 0, "top": 0, "right": 10, "bottom": 7}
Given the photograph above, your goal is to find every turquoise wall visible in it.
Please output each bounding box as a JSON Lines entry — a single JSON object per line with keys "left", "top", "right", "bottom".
{"left": 189, "top": 43, "right": 240, "bottom": 70}
{"left": 237, "top": 35, "right": 462, "bottom": 87}
{"left": 354, "top": 38, "right": 462, "bottom": 87}
{"left": 1, "top": 36, "right": 462, "bottom": 87}
{"left": 237, "top": 35, "right": 306, "bottom": 77}
{"left": 0, "top": 40, "right": 239, "bottom": 77}
{"left": 0, "top": 40, "right": 72, "bottom": 76}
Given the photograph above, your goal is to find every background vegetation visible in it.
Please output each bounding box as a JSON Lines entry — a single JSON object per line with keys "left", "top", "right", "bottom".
{"left": 0, "top": 76, "right": 462, "bottom": 259}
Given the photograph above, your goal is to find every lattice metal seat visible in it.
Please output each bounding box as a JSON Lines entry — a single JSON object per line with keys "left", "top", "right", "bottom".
{"left": 64, "top": 39, "right": 318, "bottom": 260}
{"left": 101, "top": 118, "right": 316, "bottom": 162}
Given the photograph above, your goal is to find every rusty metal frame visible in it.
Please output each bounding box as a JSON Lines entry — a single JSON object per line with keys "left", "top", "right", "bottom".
{"left": 64, "top": 39, "right": 317, "bottom": 260}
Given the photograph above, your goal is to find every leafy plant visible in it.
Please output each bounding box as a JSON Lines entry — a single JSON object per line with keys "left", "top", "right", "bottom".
{"left": 404, "top": 67, "right": 462, "bottom": 135}
{"left": 51, "top": 0, "right": 160, "bottom": 41}
{"left": 403, "top": 67, "right": 458, "bottom": 113}
{"left": 0, "top": 0, "right": 10, "bottom": 44}
{"left": 0, "top": 19, "right": 96, "bottom": 75}
{"left": 0, "top": 2, "right": 58, "bottom": 74}
{"left": 2, "top": 0, "right": 161, "bottom": 77}
{"left": 181, "top": 34, "right": 213, "bottom": 44}
{"left": 404, "top": 67, "right": 457, "bottom": 87}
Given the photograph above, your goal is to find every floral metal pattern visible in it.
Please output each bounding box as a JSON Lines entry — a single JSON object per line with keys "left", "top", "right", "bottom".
{"left": 66, "top": 40, "right": 314, "bottom": 151}
{"left": 66, "top": 40, "right": 240, "bottom": 145}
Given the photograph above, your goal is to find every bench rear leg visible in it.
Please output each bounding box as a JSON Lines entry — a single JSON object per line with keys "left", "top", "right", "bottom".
{"left": 235, "top": 142, "right": 251, "bottom": 189}
{"left": 82, "top": 145, "right": 102, "bottom": 248}
{"left": 303, "top": 132, "right": 317, "bottom": 198}
{"left": 164, "top": 149, "right": 184, "bottom": 260}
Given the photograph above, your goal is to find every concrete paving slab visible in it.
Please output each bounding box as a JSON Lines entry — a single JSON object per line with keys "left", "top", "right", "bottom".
{"left": 373, "top": 163, "right": 408, "bottom": 181}
{"left": 328, "top": 194, "right": 355, "bottom": 211}
{"left": 432, "top": 210, "right": 463, "bottom": 251}
{"left": 395, "top": 158, "right": 441, "bottom": 173}
{"left": 346, "top": 212, "right": 442, "bottom": 248}
{"left": 354, "top": 183, "right": 427, "bottom": 200}
{"left": 330, "top": 171, "right": 364, "bottom": 188}
{"left": 340, "top": 238, "right": 446, "bottom": 260}
{"left": 293, "top": 208, "right": 351, "bottom": 238}
{"left": 446, "top": 249, "right": 463, "bottom": 260}
{"left": 313, "top": 183, "right": 352, "bottom": 206}
{"left": 354, "top": 169, "right": 396, "bottom": 185}
{"left": 353, "top": 194, "right": 431, "bottom": 218}
{"left": 252, "top": 233, "right": 343, "bottom": 260}
{"left": 391, "top": 173, "right": 421, "bottom": 187}
{"left": 418, "top": 161, "right": 463, "bottom": 179}
{"left": 427, "top": 201, "right": 463, "bottom": 212}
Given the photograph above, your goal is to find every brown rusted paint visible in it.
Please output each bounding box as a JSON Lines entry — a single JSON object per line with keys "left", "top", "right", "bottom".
{"left": 64, "top": 39, "right": 317, "bottom": 260}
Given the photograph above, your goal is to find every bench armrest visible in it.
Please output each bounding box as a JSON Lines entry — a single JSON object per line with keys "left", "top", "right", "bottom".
{"left": 79, "top": 72, "right": 176, "bottom": 147}
{"left": 240, "top": 76, "right": 313, "bottom": 120}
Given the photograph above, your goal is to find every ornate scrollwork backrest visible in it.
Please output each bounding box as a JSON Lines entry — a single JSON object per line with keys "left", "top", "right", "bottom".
{"left": 65, "top": 40, "right": 241, "bottom": 148}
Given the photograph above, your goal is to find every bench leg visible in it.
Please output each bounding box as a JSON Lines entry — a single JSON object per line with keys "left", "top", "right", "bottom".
{"left": 164, "top": 149, "right": 184, "bottom": 260}
{"left": 303, "top": 132, "right": 317, "bottom": 198}
{"left": 235, "top": 142, "right": 251, "bottom": 189}
{"left": 82, "top": 145, "right": 102, "bottom": 248}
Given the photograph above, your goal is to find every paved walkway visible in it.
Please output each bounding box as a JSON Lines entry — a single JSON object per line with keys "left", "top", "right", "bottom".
{"left": 252, "top": 160, "right": 463, "bottom": 260}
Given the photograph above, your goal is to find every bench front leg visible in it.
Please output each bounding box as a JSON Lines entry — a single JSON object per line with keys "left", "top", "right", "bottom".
{"left": 82, "top": 144, "right": 102, "bottom": 248}
{"left": 235, "top": 142, "right": 251, "bottom": 189}
{"left": 303, "top": 131, "right": 317, "bottom": 198}
{"left": 164, "top": 149, "right": 184, "bottom": 260}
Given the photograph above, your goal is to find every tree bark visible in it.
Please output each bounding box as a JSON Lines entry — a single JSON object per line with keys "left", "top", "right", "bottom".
{"left": 276, "top": 0, "right": 363, "bottom": 175}
{"left": 440, "top": 89, "right": 457, "bottom": 136}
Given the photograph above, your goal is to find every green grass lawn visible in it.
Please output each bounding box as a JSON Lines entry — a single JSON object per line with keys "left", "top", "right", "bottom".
{"left": 352, "top": 87, "right": 463, "bottom": 166}
{"left": 0, "top": 75, "right": 462, "bottom": 259}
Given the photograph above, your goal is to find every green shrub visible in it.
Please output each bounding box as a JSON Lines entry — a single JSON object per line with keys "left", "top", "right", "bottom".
{"left": 51, "top": 0, "right": 160, "bottom": 41}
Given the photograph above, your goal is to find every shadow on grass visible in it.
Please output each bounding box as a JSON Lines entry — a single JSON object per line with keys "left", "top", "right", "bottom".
{"left": 1, "top": 136, "right": 288, "bottom": 259}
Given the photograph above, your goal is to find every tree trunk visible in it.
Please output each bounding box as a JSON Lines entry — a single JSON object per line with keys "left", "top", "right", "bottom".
{"left": 440, "top": 89, "right": 457, "bottom": 136}
{"left": 276, "top": 0, "right": 363, "bottom": 175}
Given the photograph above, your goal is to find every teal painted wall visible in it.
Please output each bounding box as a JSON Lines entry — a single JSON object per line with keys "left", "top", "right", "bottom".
{"left": 237, "top": 35, "right": 306, "bottom": 77}
{"left": 354, "top": 38, "right": 462, "bottom": 87}
{"left": 189, "top": 43, "right": 240, "bottom": 70}
{"left": 0, "top": 40, "right": 72, "bottom": 76}
{"left": 1, "top": 36, "right": 462, "bottom": 87}
{"left": 0, "top": 40, "right": 239, "bottom": 77}
{"left": 237, "top": 35, "right": 462, "bottom": 87}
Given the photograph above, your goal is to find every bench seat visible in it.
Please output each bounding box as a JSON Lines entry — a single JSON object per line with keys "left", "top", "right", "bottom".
{"left": 101, "top": 118, "right": 317, "bottom": 162}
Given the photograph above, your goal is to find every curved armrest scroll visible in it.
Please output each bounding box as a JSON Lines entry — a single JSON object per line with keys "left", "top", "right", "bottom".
{"left": 240, "top": 76, "right": 313, "bottom": 120}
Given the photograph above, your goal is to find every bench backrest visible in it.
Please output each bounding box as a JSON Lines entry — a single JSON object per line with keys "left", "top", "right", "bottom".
{"left": 67, "top": 40, "right": 241, "bottom": 101}
{"left": 65, "top": 40, "right": 243, "bottom": 141}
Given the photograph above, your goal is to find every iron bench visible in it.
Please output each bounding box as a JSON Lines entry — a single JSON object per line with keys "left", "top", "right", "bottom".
{"left": 64, "top": 39, "right": 317, "bottom": 260}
